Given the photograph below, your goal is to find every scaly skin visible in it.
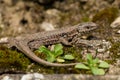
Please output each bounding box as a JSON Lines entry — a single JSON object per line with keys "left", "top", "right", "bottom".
{"left": 0, "top": 22, "right": 97, "bottom": 67}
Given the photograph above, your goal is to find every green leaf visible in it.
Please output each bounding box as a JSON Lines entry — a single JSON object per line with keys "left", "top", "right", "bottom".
{"left": 64, "top": 54, "right": 75, "bottom": 60}
{"left": 99, "top": 61, "right": 109, "bottom": 68}
{"left": 38, "top": 46, "right": 56, "bottom": 62}
{"left": 39, "top": 47, "right": 51, "bottom": 56}
{"left": 54, "top": 50, "right": 63, "bottom": 57}
{"left": 75, "top": 64, "right": 90, "bottom": 70}
{"left": 91, "top": 67, "right": 105, "bottom": 75}
{"left": 87, "top": 54, "right": 93, "bottom": 64}
{"left": 54, "top": 44, "right": 63, "bottom": 57}
{"left": 54, "top": 44, "right": 63, "bottom": 53}
{"left": 93, "top": 58, "right": 99, "bottom": 64}
{"left": 46, "top": 53, "right": 55, "bottom": 62}
{"left": 87, "top": 54, "right": 92, "bottom": 60}
{"left": 38, "top": 46, "right": 48, "bottom": 52}
{"left": 56, "top": 58, "right": 65, "bottom": 62}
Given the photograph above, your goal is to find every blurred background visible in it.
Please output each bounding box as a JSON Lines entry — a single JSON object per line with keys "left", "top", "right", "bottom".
{"left": 0, "top": 0, "right": 119, "bottom": 37}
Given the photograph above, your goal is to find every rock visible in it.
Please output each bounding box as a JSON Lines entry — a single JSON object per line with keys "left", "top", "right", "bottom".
{"left": 40, "top": 22, "right": 55, "bottom": 31}
{"left": 116, "top": 59, "right": 120, "bottom": 66}
{"left": 102, "top": 40, "right": 111, "bottom": 49}
{"left": 110, "top": 16, "right": 120, "bottom": 28}
{"left": 1, "top": 76, "right": 12, "bottom": 80}
{"left": 110, "top": 17, "right": 120, "bottom": 34}
{"left": 97, "top": 48, "right": 105, "bottom": 52}
{"left": 33, "top": 73, "right": 44, "bottom": 80}
{"left": 3, "top": 0, "right": 13, "bottom": 6}
{"left": 21, "top": 73, "right": 44, "bottom": 80}
{"left": 0, "top": 37, "right": 8, "bottom": 43}
{"left": 1, "top": 74, "right": 120, "bottom": 80}
{"left": 21, "top": 74, "right": 34, "bottom": 80}
{"left": 117, "top": 30, "right": 120, "bottom": 34}
{"left": 44, "top": 9, "right": 61, "bottom": 26}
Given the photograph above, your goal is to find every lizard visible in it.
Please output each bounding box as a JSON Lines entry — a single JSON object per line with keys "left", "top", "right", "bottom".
{"left": 0, "top": 22, "right": 98, "bottom": 67}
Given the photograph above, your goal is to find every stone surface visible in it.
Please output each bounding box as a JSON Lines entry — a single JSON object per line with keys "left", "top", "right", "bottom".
{"left": 0, "top": 74, "right": 120, "bottom": 80}
{"left": 117, "top": 30, "right": 120, "bottom": 34}
{"left": 40, "top": 22, "right": 55, "bottom": 31}
{"left": 110, "top": 16, "right": 120, "bottom": 28}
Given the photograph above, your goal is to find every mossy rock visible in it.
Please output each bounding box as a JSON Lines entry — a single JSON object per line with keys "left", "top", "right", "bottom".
{"left": 92, "top": 7, "right": 119, "bottom": 40}
{"left": 0, "top": 45, "right": 85, "bottom": 74}
{"left": 92, "top": 7, "right": 119, "bottom": 24}
{"left": 0, "top": 46, "right": 30, "bottom": 71}
{"left": 109, "top": 41, "right": 120, "bottom": 58}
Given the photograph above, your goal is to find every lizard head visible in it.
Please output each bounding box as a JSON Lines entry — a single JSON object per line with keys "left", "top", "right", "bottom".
{"left": 77, "top": 22, "right": 97, "bottom": 33}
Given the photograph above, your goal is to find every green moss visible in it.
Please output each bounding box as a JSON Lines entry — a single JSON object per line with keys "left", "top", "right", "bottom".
{"left": 92, "top": 7, "right": 119, "bottom": 40}
{"left": 103, "top": 41, "right": 120, "bottom": 64}
{"left": 63, "top": 46, "right": 83, "bottom": 62}
{"left": 0, "top": 45, "right": 83, "bottom": 74}
{"left": 109, "top": 42, "right": 120, "bottom": 59}
{"left": 92, "top": 7, "right": 119, "bottom": 24}
{"left": 0, "top": 46, "right": 30, "bottom": 71}
{"left": 29, "top": 63, "right": 87, "bottom": 74}
{"left": 82, "top": 16, "right": 90, "bottom": 22}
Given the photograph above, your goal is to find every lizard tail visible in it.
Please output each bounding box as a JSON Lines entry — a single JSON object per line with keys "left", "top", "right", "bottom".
{"left": 16, "top": 42, "right": 81, "bottom": 67}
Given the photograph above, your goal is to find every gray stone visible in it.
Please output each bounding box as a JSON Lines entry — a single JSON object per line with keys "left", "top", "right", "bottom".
{"left": 117, "top": 30, "right": 120, "bottom": 34}
{"left": 0, "top": 74, "right": 120, "bottom": 80}
{"left": 111, "top": 17, "right": 120, "bottom": 28}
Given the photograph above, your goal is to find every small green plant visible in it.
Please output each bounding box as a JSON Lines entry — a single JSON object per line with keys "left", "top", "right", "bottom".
{"left": 38, "top": 44, "right": 109, "bottom": 75}
{"left": 38, "top": 44, "right": 74, "bottom": 62}
{"left": 75, "top": 54, "right": 109, "bottom": 75}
